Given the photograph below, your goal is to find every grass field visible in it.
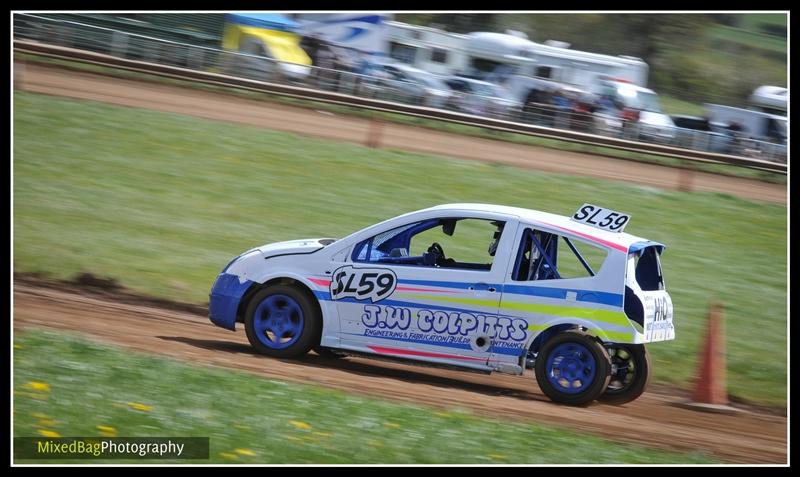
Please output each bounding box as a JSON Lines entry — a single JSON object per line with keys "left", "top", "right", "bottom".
{"left": 13, "top": 91, "right": 787, "bottom": 405}
{"left": 658, "top": 96, "right": 706, "bottom": 117}
{"left": 13, "top": 330, "right": 718, "bottom": 463}
{"left": 707, "top": 25, "right": 787, "bottom": 56}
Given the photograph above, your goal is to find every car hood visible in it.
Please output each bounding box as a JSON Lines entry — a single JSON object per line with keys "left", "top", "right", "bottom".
{"left": 639, "top": 111, "right": 675, "bottom": 128}
{"left": 256, "top": 238, "right": 336, "bottom": 257}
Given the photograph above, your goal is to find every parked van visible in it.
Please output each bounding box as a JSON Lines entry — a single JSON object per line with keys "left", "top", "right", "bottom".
{"left": 749, "top": 85, "right": 787, "bottom": 115}
{"left": 590, "top": 78, "right": 676, "bottom": 142}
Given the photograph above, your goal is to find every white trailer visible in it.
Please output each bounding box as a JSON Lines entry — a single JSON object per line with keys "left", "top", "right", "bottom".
{"left": 384, "top": 21, "right": 469, "bottom": 76}
{"left": 704, "top": 103, "right": 787, "bottom": 143}
{"left": 462, "top": 31, "right": 649, "bottom": 90}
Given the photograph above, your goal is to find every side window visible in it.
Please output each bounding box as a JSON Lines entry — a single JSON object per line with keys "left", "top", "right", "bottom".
{"left": 353, "top": 218, "right": 505, "bottom": 270}
{"left": 512, "top": 228, "right": 608, "bottom": 281}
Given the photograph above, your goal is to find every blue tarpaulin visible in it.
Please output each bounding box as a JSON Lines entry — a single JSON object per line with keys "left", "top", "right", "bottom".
{"left": 225, "top": 13, "right": 298, "bottom": 32}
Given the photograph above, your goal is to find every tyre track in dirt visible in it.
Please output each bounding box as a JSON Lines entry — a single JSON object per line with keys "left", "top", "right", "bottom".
{"left": 15, "top": 62, "right": 786, "bottom": 205}
{"left": 13, "top": 283, "right": 786, "bottom": 463}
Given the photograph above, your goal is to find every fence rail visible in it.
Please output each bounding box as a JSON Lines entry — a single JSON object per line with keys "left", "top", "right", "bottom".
{"left": 12, "top": 13, "right": 787, "bottom": 174}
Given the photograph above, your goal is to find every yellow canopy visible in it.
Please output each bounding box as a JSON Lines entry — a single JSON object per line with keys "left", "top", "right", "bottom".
{"left": 223, "top": 24, "right": 311, "bottom": 66}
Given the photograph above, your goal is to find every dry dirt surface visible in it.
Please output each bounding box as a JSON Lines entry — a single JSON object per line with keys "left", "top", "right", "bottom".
{"left": 16, "top": 61, "right": 786, "bottom": 205}
{"left": 13, "top": 282, "right": 786, "bottom": 464}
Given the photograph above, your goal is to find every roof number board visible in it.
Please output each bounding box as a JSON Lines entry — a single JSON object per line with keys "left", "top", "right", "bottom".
{"left": 571, "top": 204, "right": 631, "bottom": 233}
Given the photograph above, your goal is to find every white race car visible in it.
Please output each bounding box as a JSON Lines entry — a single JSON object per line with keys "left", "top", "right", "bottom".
{"left": 209, "top": 203, "right": 674, "bottom": 405}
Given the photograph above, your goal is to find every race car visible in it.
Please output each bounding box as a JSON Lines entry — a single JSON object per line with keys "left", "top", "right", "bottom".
{"left": 209, "top": 203, "right": 674, "bottom": 406}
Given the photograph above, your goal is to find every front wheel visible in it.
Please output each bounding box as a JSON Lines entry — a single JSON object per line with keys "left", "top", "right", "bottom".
{"left": 598, "top": 344, "right": 651, "bottom": 405}
{"left": 244, "top": 285, "right": 320, "bottom": 358}
{"left": 534, "top": 330, "right": 611, "bottom": 406}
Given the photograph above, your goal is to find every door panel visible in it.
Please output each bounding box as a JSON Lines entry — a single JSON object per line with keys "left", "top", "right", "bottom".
{"left": 334, "top": 217, "right": 519, "bottom": 366}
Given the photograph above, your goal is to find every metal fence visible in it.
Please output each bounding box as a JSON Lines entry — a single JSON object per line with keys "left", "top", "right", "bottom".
{"left": 13, "top": 13, "right": 788, "bottom": 165}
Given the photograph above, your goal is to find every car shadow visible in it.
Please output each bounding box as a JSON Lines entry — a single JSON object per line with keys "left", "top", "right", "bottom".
{"left": 157, "top": 335, "right": 544, "bottom": 402}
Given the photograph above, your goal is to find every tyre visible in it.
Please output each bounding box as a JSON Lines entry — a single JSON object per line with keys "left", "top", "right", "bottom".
{"left": 534, "top": 330, "right": 612, "bottom": 406}
{"left": 244, "top": 285, "right": 321, "bottom": 358}
{"left": 598, "top": 344, "right": 651, "bottom": 405}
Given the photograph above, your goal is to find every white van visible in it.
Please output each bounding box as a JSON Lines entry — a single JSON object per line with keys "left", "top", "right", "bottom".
{"left": 590, "top": 79, "right": 676, "bottom": 142}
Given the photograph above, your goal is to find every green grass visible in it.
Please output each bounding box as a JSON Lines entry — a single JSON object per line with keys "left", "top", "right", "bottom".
{"left": 13, "top": 330, "right": 719, "bottom": 463}
{"left": 738, "top": 13, "right": 787, "bottom": 31}
{"left": 707, "top": 24, "right": 787, "bottom": 56}
{"left": 659, "top": 95, "right": 706, "bottom": 117}
{"left": 15, "top": 54, "right": 786, "bottom": 184}
{"left": 13, "top": 91, "right": 787, "bottom": 405}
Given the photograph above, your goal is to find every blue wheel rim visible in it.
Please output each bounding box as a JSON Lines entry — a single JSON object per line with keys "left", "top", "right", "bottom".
{"left": 545, "top": 342, "right": 597, "bottom": 394}
{"left": 252, "top": 294, "right": 304, "bottom": 350}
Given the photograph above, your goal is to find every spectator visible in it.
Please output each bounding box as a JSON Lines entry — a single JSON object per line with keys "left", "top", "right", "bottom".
{"left": 316, "top": 47, "right": 335, "bottom": 89}
{"left": 552, "top": 89, "right": 572, "bottom": 128}
{"left": 597, "top": 93, "right": 617, "bottom": 113}
{"left": 727, "top": 120, "right": 745, "bottom": 154}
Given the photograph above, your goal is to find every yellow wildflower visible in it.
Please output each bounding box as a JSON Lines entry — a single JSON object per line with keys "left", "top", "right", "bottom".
{"left": 127, "top": 402, "right": 153, "bottom": 412}
{"left": 97, "top": 425, "right": 117, "bottom": 437}
{"left": 25, "top": 382, "right": 50, "bottom": 392}
{"left": 289, "top": 420, "right": 312, "bottom": 430}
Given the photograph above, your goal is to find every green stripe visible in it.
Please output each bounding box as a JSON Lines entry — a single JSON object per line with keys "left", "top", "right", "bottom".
{"left": 526, "top": 324, "right": 634, "bottom": 342}
{"left": 398, "top": 293, "right": 631, "bottom": 329}
{"left": 501, "top": 302, "right": 630, "bottom": 327}
{"left": 590, "top": 328, "right": 635, "bottom": 342}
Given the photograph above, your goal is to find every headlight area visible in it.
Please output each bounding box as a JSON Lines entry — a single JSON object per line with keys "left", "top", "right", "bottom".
{"left": 222, "top": 249, "right": 261, "bottom": 273}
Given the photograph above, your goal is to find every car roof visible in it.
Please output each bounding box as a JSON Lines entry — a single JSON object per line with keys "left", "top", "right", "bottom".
{"left": 451, "top": 76, "right": 494, "bottom": 85}
{"left": 422, "top": 203, "right": 656, "bottom": 252}
{"left": 671, "top": 114, "right": 705, "bottom": 120}
{"left": 605, "top": 81, "right": 655, "bottom": 95}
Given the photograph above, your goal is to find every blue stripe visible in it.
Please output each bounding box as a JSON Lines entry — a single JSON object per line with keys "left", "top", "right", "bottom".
{"left": 397, "top": 279, "right": 622, "bottom": 307}
{"left": 317, "top": 283, "right": 622, "bottom": 308}
{"left": 342, "top": 333, "right": 524, "bottom": 356}
{"left": 502, "top": 285, "right": 623, "bottom": 307}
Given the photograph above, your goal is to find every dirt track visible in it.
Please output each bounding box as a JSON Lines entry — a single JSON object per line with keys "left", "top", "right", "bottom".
{"left": 13, "top": 282, "right": 786, "bottom": 463}
{"left": 15, "top": 61, "right": 786, "bottom": 205}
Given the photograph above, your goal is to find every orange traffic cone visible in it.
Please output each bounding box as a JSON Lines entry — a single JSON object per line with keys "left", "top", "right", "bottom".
{"left": 691, "top": 301, "right": 728, "bottom": 404}
{"left": 675, "top": 301, "right": 742, "bottom": 413}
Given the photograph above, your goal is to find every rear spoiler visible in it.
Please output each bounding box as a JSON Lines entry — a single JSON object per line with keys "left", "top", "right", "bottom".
{"left": 628, "top": 241, "right": 666, "bottom": 254}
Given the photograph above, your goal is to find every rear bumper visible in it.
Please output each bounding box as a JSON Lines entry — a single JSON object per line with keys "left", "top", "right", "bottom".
{"left": 208, "top": 273, "right": 254, "bottom": 331}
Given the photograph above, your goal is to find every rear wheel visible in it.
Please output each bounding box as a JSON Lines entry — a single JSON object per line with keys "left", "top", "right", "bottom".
{"left": 534, "top": 330, "right": 611, "bottom": 406}
{"left": 598, "top": 344, "right": 651, "bottom": 405}
{"left": 244, "top": 285, "right": 320, "bottom": 358}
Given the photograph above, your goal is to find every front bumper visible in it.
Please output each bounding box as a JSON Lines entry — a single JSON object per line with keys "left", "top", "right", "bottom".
{"left": 208, "top": 273, "right": 254, "bottom": 331}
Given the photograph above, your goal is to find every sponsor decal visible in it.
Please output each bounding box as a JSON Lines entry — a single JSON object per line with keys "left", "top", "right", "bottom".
{"left": 330, "top": 266, "right": 397, "bottom": 302}
{"left": 359, "top": 305, "right": 529, "bottom": 351}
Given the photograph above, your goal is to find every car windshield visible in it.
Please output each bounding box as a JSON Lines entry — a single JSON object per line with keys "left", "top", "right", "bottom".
{"left": 635, "top": 91, "right": 663, "bottom": 113}
{"left": 469, "top": 81, "right": 496, "bottom": 96}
